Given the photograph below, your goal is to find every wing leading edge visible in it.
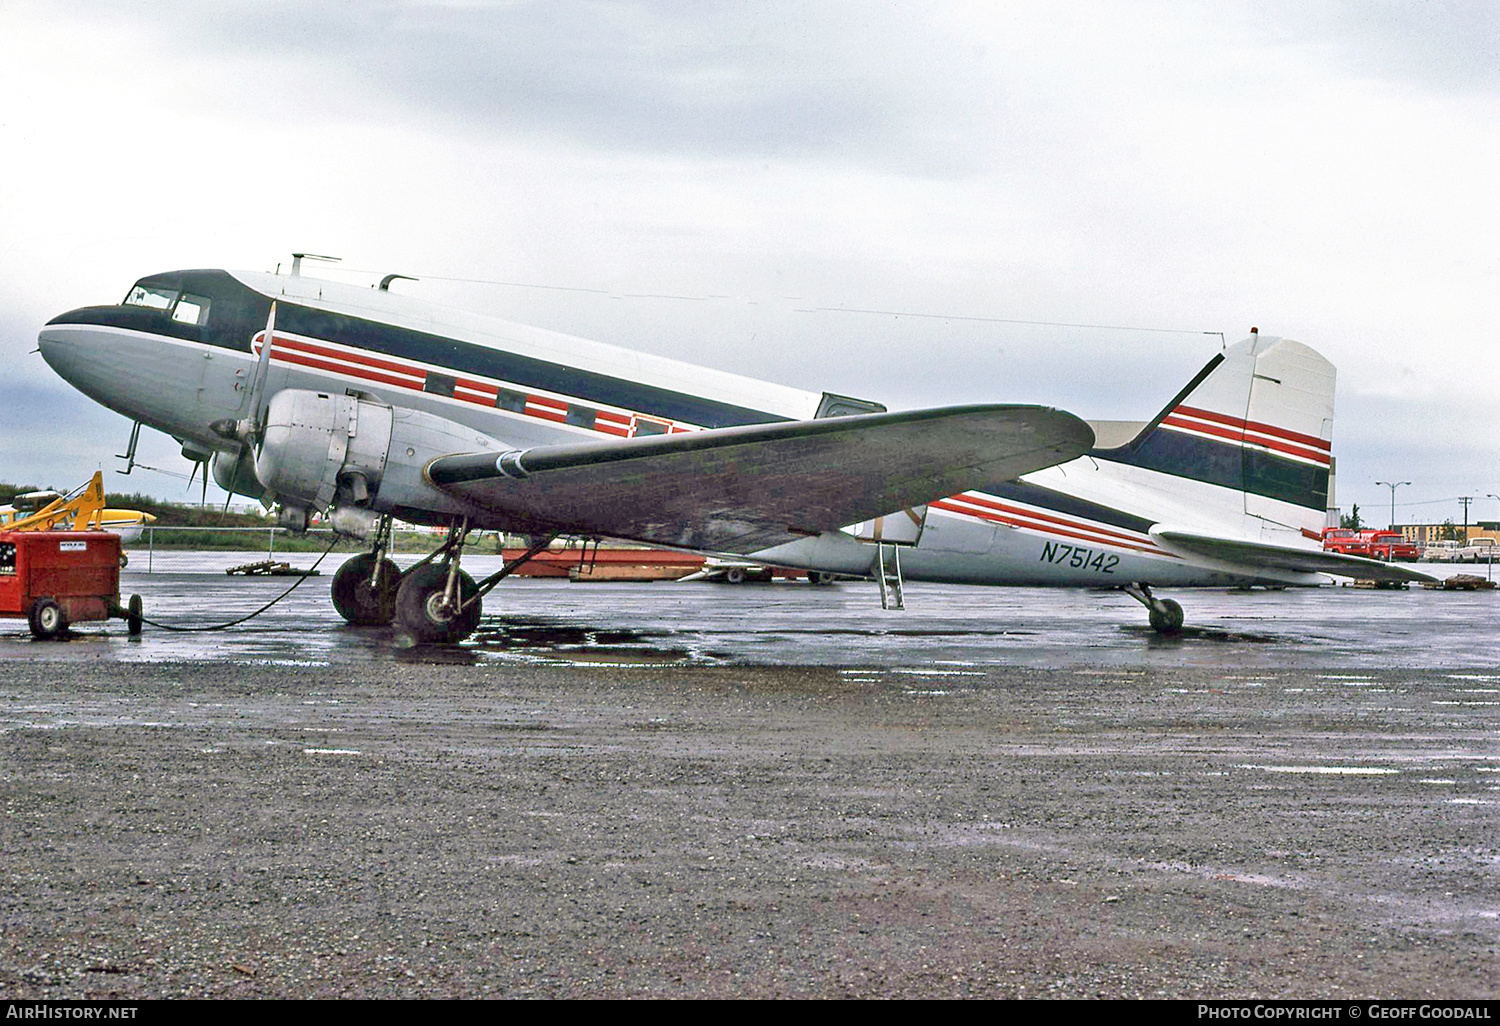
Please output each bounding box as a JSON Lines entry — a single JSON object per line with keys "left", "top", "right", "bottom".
{"left": 427, "top": 405, "right": 1094, "bottom": 553}
{"left": 1152, "top": 529, "right": 1438, "bottom": 584}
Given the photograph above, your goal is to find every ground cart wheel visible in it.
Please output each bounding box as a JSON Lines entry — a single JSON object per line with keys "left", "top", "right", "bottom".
{"left": 126, "top": 594, "right": 143, "bottom": 636}
{"left": 28, "top": 597, "right": 66, "bottom": 640}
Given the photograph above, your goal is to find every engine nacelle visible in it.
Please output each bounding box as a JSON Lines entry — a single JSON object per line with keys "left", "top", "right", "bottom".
{"left": 253, "top": 389, "right": 509, "bottom": 528}
{"left": 213, "top": 449, "right": 272, "bottom": 503}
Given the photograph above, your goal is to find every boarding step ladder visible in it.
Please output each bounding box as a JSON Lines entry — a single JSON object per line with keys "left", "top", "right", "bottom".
{"left": 875, "top": 543, "right": 905, "bottom": 611}
{"left": 850, "top": 505, "right": 927, "bottom": 612}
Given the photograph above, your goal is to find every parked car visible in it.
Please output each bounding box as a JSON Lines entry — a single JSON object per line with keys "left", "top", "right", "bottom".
{"left": 1456, "top": 538, "right": 1499, "bottom": 563}
{"left": 1423, "top": 540, "right": 1464, "bottom": 562}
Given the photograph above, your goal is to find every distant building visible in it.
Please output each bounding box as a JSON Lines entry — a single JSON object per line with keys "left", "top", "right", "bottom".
{"left": 1397, "top": 521, "right": 1500, "bottom": 546}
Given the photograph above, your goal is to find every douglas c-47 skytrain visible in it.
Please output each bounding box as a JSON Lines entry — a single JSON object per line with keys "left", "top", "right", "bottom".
{"left": 36, "top": 262, "right": 1430, "bottom": 642}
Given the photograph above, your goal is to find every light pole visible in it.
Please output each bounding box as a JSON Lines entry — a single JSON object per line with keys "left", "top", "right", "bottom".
{"left": 1483, "top": 494, "right": 1500, "bottom": 580}
{"left": 1375, "top": 480, "right": 1410, "bottom": 532}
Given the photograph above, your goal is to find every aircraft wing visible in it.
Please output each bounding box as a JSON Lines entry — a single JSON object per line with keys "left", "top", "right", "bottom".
{"left": 427, "top": 404, "right": 1093, "bottom": 553}
{"left": 1151, "top": 529, "right": 1438, "bottom": 584}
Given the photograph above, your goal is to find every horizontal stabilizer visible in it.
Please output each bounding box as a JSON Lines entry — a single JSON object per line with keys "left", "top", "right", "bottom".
{"left": 1152, "top": 529, "right": 1437, "bottom": 584}
{"left": 427, "top": 405, "right": 1093, "bottom": 553}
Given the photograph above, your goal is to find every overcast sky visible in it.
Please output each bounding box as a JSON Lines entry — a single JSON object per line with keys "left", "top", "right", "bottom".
{"left": 2, "top": 0, "right": 1496, "bottom": 527}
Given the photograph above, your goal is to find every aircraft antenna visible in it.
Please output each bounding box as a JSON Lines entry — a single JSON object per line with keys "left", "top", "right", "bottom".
{"left": 379, "top": 274, "right": 419, "bottom": 291}
{"left": 289, "top": 252, "right": 341, "bottom": 276}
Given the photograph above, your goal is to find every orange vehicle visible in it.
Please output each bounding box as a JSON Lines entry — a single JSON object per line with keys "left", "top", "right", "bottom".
{"left": 1321, "top": 528, "right": 1373, "bottom": 557}
{"left": 1367, "top": 531, "right": 1420, "bottom": 561}
{"left": 1321, "top": 528, "right": 1418, "bottom": 561}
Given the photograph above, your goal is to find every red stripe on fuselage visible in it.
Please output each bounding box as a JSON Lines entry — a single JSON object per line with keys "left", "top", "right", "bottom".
{"left": 258, "top": 331, "right": 694, "bottom": 438}
{"left": 946, "top": 492, "right": 1155, "bottom": 547}
{"left": 929, "top": 496, "right": 1166, "bottom": 556}
{"left": 267, "top": 349, "right": 425, "bottom": 391}
{"left": 258, "top": 334, "right": 426, "bottom": 383}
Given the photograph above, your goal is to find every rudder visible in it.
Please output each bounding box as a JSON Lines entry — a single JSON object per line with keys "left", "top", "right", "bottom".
{"left": 1094, "top": 333, "right": 1334, "bottom": 534}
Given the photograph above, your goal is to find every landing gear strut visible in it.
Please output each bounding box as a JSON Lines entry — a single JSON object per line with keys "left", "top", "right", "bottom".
{"left": 1123, "top": 582, "right": 1185, "bottom": 633}
{"left": 392, "top": 522, "right": 558, "bottom": 645}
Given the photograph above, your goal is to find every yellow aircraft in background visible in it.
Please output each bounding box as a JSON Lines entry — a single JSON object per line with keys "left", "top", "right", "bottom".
{"left": 0, "top": 472, "right": 156, "bottom": 541}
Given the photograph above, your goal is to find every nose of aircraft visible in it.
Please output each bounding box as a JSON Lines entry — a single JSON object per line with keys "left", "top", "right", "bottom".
{"left": 37, "top": 316, "right": 84, "bottom": 383}
{"left": 36, "top": 306, "right": 145, "bottom": 417}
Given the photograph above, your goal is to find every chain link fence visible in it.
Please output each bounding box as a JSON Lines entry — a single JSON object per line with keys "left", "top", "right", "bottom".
{"left": 122, "top": 526, "right": 464, "bottom": 574}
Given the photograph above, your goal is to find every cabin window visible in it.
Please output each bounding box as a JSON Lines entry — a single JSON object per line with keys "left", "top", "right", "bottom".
{"left": 565, "top": 405, "right": 597, "bottom": 429}
{"left": 633, "top": 417, "right": 669, "bottom": 437}
{"left": 424, "top": 372, "right": 457, "bottom": 398}
{"left": 172, "top": 293, "right": 212, "bottom": 326}
{"left": 125, "top": 284, "right": 177, "bottom": 310}
{"left": 495, "top": 388, "right": 527, "bottom": 413}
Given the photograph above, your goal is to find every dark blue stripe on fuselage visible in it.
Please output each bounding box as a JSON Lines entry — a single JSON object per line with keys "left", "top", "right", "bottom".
{"left": 50, "top": 269, "right": 790, "bottom": 430}
{"left": 978, "top": 480, "right": 1158, "bottom": 535}
{"left": 277, "top": 304, "right": 789, "bottom": 429}
{"left": 1093, "top": 428, "right": 1329, "bottom": 511}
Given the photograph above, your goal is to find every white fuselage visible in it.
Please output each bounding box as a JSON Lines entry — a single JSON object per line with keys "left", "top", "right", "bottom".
{"left": 39, "top": 269, "right": 1324, "bottom": 589}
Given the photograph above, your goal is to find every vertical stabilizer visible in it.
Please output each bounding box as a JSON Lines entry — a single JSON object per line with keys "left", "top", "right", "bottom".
{"left": 1094, "top": 334, "right": 1335, "bottom": 538}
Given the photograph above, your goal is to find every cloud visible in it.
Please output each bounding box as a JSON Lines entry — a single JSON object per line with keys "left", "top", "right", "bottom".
{"left": 40, "top": 0, "right": 1007, "bottom": 175}
{"left": 1247, "top": 0, "right": 1500, "bottom": 95}
{"left": 3, "top": 0, "right": 1496, "bottom": 514}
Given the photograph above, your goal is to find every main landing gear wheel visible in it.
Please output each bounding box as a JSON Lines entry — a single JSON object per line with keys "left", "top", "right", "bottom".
{"left": 332, "top": 553, "right": 401, "bottom": 626}
{"left": 395, "top": 562, "right": 482, "bottom": 644}
{"left": 28, "top": 597, "right": 66, "bottom": 640}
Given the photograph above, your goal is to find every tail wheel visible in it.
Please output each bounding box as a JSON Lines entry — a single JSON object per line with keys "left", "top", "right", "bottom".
{"left": 395, "top": 563, "right": 482, "bottom": 644}
{"left": 1148, "top": 598, "right": 1185, "bottom": 633}
{"left": 331, "top": 553, "right": 401, "bottom": 626}
{"left": 28, "top": 597, "right": 67, "bottom": 640}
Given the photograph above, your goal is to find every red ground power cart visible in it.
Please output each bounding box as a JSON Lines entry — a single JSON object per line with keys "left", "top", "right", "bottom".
{"left": 0, "top": 530, "right": 143, "bottom": 639}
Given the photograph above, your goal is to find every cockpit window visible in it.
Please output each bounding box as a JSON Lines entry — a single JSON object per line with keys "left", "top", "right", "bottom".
{"left": 172, "top": 293, "right": 212, "bottom": 326}
{"left": 124, "top": 283, "right": 177, "bottom": 310}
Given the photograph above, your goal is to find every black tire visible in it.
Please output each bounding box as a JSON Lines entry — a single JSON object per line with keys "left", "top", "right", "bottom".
{"left": 1148, "top": 598, "right": 1184, "bottom": 633}
{"left": 126, "top": 594, "right": 143, "bottom": 636}
{"left": 807, "top": 571, "right": 835, "bottom": 586}
{"left": 28, "top": 597, "right": 66, "bottom": 640}
{"left": 724, "top": 567, "right": 746, "bottom": 585}
{"left": 395, "top": 563, "right": 481, "bottom": 644}
{"left": 331, "top": 553, "right": 401, "bottom": 626}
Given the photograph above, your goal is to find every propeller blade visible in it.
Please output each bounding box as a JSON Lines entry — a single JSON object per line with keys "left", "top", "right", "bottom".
{"left": 244, "top": 300, "right": 278, "bottom": 443}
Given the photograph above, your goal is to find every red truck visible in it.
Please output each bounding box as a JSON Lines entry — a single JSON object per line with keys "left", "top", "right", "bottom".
{"left": 1321, "top": 528, "right": 1419, "bottom": 561}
